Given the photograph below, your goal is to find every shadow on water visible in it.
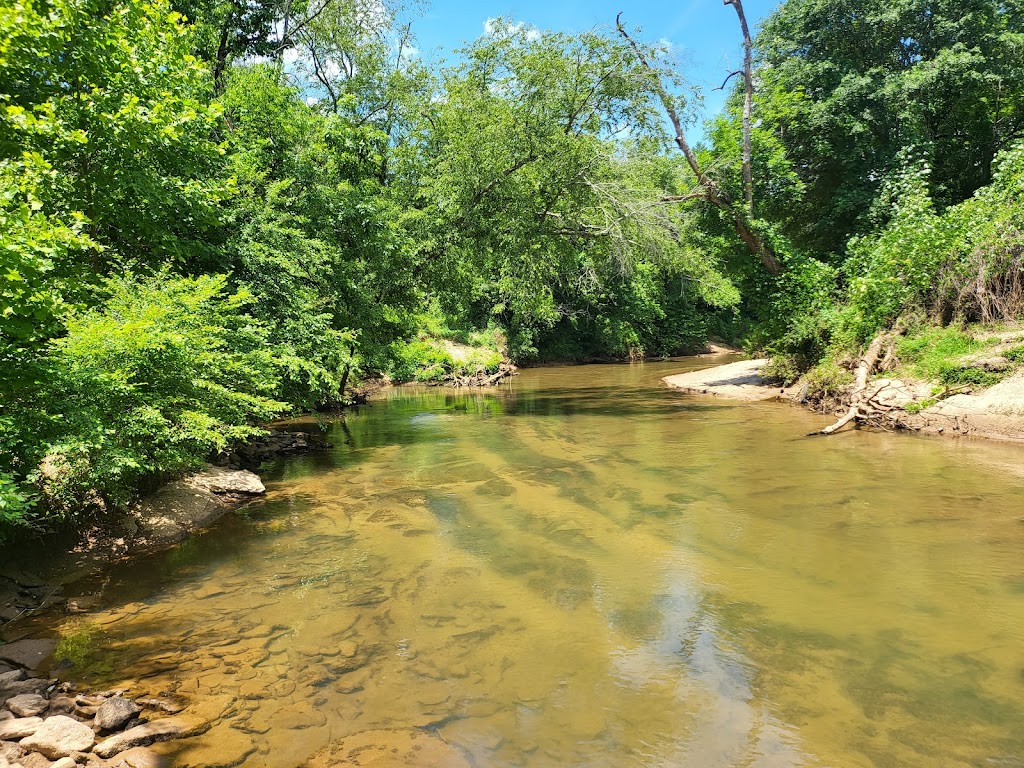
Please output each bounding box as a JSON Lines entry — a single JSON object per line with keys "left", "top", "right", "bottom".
{"left": 15, "top": 359, "right": 1024, "bottom": 768}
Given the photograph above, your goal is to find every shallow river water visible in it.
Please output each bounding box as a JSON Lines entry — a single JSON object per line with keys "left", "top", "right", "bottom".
{"left": 28, "top": 359, "right": 1024, "bottom": 767}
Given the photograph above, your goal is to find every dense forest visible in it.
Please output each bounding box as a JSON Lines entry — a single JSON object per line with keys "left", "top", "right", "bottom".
{"left": 2, "top": 0, "right": 1023, "bottom": 530}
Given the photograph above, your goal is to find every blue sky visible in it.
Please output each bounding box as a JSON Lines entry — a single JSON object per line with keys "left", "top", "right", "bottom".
{"left": 411, "top": 0, "right": 781, "bottom": 121}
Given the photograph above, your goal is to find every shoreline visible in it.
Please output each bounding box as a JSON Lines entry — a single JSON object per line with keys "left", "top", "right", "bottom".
{"left": 662, "top": 358, "right": 1024, "bottom": 443}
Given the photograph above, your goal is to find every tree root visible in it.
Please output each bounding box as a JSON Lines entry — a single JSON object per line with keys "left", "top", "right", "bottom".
{"left": 810, "top": 333, "right": 891, "bottom": 436}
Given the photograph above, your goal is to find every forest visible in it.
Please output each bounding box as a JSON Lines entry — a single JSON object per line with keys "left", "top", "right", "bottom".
{"left": 2, "top": 0, "right": 1024, "bottom": 530}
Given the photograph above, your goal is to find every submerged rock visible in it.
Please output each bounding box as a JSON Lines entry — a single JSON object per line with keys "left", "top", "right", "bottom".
{"left": 302, "top": 729, "right": 473, "bottom": 768}
{"left": 0, "top": 639, "right": 56, "bottom": 671}
{"left": 93, "top": 718, "right": 203, "bottom": 758}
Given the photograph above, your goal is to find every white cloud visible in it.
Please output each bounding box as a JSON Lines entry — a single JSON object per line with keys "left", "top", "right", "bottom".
{"left": 483, "top": 17, "right": 541, "bottom": 42}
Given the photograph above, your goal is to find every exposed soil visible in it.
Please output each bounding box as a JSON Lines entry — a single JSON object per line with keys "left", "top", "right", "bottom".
{"left": 664, "top": 358, "right": 1024, "bottom": 443}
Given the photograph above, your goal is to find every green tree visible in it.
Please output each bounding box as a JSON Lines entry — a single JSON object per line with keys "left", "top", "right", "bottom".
{"left": 755, "top": 0, "right": 1024, "bottom": 255}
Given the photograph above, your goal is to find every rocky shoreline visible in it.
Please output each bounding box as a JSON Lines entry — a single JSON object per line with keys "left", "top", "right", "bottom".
{"left": 0, "top": 643, "right": 211, "bottom": 768}
{"left": 0, "top": 429, "right": 334, "bottom": 767}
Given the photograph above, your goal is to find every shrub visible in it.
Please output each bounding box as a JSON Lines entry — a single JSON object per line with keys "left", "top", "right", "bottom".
{"left": 30, "top": 273, "right": 287, "bottom": 516}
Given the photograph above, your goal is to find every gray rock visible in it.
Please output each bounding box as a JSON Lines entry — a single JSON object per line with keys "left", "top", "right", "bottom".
{"left": 0, "top": 715, "right": 43, "bottom": 739}
{"left": 7, "top": 693, "right": 47, "bottom": 717}
{"left": 0, "top": 640, "right": 55, "bottom": 671}
{"left": 132, "top": 482, "right": 226, "bottom": 543}
{"left": 187, "top": 466, "right": 265, "bottom": 496}
{"left": 19, "top": 714, "right": 95, "bottom": 758}
{"left": 47, "top": 696, "right": 76, "bottom": 716}
{"left": 0, "top": 670, "right": 26, "bottom": 689}
{"left": 1, "top": 679, "right": 50, "bottom": 700}
{"left": 93, "top": 719, "right": 198, "bottom": 759}
{"left": 95, "top": 697, "right": 141, "bottom": 731}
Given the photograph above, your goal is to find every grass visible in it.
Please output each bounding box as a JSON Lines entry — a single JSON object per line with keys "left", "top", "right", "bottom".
{"left": 894, "top": 326, "right": 1007, "bottom": 388}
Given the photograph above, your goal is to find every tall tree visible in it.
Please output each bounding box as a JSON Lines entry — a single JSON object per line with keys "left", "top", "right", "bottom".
{"left": 755, "top": 0, "right": 1024, "bottom": 255}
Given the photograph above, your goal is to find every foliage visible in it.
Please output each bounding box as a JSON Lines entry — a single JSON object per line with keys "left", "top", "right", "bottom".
{"left": 893, "top": 326, "right": 1006, "bottom": 387}
{"left": 754, "top": 0, "right": 1024, "bottom": 255}
{"left": 21, "top": 275, "right": 284, "bottom": 517}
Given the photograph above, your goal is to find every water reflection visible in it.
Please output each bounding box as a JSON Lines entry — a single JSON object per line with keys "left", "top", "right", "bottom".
{"left": 21, "top": 358, "right": 1024, "bottom": 767}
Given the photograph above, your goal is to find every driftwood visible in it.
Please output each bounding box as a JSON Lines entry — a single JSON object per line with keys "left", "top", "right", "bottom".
{"left": 430, "top": 363, "right": 518, "bottom": 388}
{"left": 810, "top": 333, "right": 889, "bottom": 435}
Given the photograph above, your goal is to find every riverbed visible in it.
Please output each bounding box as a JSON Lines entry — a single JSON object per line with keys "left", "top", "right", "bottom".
{"left": 23, "top": 359, "right": 1024, "bottom": 766}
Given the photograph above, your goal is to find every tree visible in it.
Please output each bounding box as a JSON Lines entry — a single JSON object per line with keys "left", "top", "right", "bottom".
{"left": 754, "top": 0, "right": 1024, "bottom": 255}
{"left": 616, "top": 13, "right": 783, "bottom": 275}
{"left": 405, "top": 20, "right": 739, "bottom": 355}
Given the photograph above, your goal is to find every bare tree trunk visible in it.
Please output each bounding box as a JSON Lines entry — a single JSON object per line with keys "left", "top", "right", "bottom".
{"left": 725, "top": 0, "right": 754, "bottom": 216}
{"left": 615, "top": 14, "right": 781, "bottom": 276}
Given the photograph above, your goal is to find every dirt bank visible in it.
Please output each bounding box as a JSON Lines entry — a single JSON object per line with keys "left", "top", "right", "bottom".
{"left": 663, "top": 359, "right": 1024, "bottom": 443}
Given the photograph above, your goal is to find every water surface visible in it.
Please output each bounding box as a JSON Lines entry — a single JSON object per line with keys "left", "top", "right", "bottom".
{"left": 33, "top": 360, "right": 1024, "bottom": 766}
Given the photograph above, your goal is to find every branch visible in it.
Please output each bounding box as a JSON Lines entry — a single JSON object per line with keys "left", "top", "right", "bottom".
{"left": 714, "top": 70, "right": 742, "bottom": 91}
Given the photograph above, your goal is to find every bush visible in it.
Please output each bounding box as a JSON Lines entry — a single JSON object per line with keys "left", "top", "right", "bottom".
{"left": 25, "top": 273, "right": 287, "bottom": 517}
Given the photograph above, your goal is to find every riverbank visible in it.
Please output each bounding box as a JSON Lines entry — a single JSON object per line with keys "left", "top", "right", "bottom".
{"left": 663, "top": 357, "right": 1024, "bottom": 442}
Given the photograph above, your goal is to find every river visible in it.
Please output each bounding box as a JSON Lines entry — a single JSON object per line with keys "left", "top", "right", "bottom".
{"left": 29, "top": 359, "right": 1024, "bottom": 766}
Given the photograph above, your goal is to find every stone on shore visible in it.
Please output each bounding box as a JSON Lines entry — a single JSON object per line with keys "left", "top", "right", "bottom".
{"left": 19, "top": 714, "right": 95, "bottom": 758}
{"left": 95, "top": 697, "right": 142, "bottom": 731}
{"left": 187, "top": 466, "right": 265, "bottom": 496}
{"left": 0, "top": 716, "right": 43, "bottom": 739}
{"left": 6, "top": 693, "right": 48, "bottom": 717}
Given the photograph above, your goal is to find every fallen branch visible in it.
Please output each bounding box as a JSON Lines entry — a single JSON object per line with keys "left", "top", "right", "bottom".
{"left": 809, "top": 332, "right": 888, "bottom": 436}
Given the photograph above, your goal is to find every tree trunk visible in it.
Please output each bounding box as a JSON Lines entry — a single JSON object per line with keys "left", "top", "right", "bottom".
{"left": 725, "top": 0, "right": 755, "bottom": 216}
{"left": 615, "top": 14, "right": 781, "bottom": 276}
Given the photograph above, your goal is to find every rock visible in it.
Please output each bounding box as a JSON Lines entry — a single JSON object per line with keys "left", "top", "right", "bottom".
{"left": 0, "top": 710, "right": 11, "bottom": 721}
{"left": 134, "top": 698, "right": 185, "bottom": 715}
{"left": 107, "top": 747, "right": 167, "bottom": 768}
{"left": 186, "top": 466, "right": 265, "bottom": 496}
{"left": 0, "top": 670, "right": 26, "bottom": 688}
{"left": 0, "top": 716, "right": 43, "bottom": 739}
{"left": 51, "top": 759, "right": 78, "bottom": 768}
{"left": 132, "top": 481, "right": 227, "bottom": 544}
{"left": 95, "top": 697, "right": 141, "bottom": 731}
{"left": 7, "top": 693, "right": 48, "bottom": 717}
{"left": 65, "top": 596, "right": 100, "bottom": 615}
{"left": 301, "top": 729, "right": 472, "bottom": 768}
{"left": 20, "top": 753, "right": 55, "bottom": 768}
{"left": 0, "top": 741, "right": 25, "bottom": 763}
{"left": 19, "top": 715, "right": 95, "bottom": 758}
{"left": 92, "top": 718, "right": 203, "bottom": 759}
{"left": 47, "top": 696, "right": 76, "bottom": 716}
{"left": 1, "top": 679, "right": 50, "bottom": 700}
{"left": 0, "top": 640, "right": 55, "bottom": 672}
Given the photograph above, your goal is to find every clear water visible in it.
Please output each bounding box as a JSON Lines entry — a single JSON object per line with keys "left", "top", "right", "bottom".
{"left": 30, "top": 360, "right": 1024, "bottom": 767}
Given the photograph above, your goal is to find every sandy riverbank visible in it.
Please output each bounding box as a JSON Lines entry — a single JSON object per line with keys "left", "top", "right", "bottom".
{"left": 663, "top": 358, "right": 1024, "bottom": 442}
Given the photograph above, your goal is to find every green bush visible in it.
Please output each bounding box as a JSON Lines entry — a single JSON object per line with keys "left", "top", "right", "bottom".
{"left": 27, "top": 273, "right": 287, "bottom": 516}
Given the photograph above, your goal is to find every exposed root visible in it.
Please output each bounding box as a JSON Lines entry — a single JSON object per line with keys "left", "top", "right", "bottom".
{"left": 810, "top": 333, "right": 889, "bottom": 436}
